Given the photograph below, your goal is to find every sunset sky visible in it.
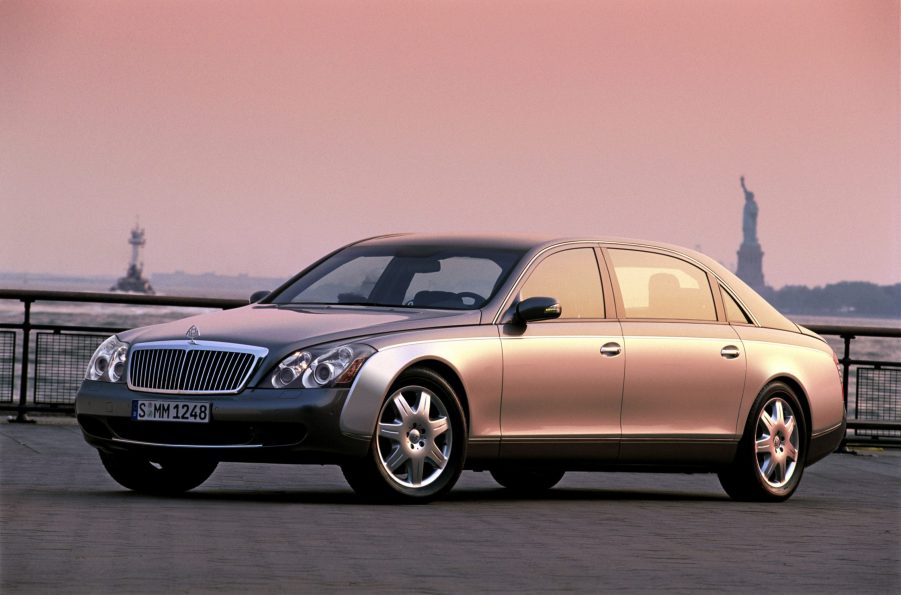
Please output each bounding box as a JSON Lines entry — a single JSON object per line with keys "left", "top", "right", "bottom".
{"left": 1, "top": 0, "right": 898, "bottom": 288}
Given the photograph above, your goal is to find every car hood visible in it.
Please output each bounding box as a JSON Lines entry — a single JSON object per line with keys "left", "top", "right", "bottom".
{"left": 118, "top": 304, "right": 482, "bottom": 354}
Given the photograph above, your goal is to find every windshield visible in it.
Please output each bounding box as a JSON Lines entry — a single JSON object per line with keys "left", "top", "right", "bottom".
{"left": 272, "top": 244, "right": 526, "bottom": 310}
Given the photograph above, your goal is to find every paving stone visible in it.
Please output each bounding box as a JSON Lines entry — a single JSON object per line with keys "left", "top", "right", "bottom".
{"left": 1, "top": 424, "right": 898, "bottom": 593}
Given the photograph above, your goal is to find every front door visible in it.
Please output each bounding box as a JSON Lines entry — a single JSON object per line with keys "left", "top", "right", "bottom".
{"left": 499, "top": 246, "right": 624, "bottom": 461}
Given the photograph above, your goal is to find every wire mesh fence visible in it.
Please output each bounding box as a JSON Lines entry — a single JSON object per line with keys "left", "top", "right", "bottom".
{"left": 34, "top": 332, "right": 109, "bottom": 406}
{"left": 0, "top": 331, "right": 15, "bottom": 403}
{"left": 854, "top": 366, "right": 901, "bottom": 439}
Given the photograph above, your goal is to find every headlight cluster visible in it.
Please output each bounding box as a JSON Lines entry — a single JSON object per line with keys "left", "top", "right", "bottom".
{"left": 86, "top": 335, "right": 129, "bottom": 383}
{"left": 271, "top": 343, "right": 375, "bottom": 389}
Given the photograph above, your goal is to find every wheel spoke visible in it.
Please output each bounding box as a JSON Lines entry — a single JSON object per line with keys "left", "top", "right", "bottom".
{"left": 760, "top": 411, "right": 775, "bottom": 434}
{"left": 392, "top": 394, "right": 414, "bottom": 422}
{"left": 379, "top": 422, "right": 404, "bottom": 441}
{"left": 773, "top": 400, "right": 785, "bottom": 425}
{"left": 426, "top": 442, "right": 448, "bottom": 469}
{"left": 773, "top": 457, "right": 786, "bottom": 483}
{"left": 758, "top": 454, "right": 772, "bottom": 477}
{"left": 384, "top": 446, "right": 408, "bottom": 471}
{"left": 430, "top": 416, "right": 449, "bottom": 437}
{"left": 784, "top": 416, "right": 796, "bottom": 439}
{"left": 408, "top": 455, "right": 425, "bottom": 485}
{"left": 416, "top": 391, "right": 431, "bottom": 417}
{"left": 755, "top": 437, "right": 771, "bottom": 454}
{"left": 784, "top": 440, "right": 798, "bottom": 462}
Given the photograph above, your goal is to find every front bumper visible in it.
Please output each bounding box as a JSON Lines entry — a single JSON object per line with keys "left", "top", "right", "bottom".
{"left": 75, "top": 380, "right": 371, "bottom": 463}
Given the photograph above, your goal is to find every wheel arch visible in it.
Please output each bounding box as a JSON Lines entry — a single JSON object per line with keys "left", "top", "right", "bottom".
{"left": 339, "top": 342, "right": 492, "bottom": 440}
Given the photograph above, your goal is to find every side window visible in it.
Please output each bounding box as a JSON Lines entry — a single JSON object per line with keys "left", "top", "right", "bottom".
{"left": 721, "top": 286, "right": 752, "bottom": 324}
{"left": 520, "top": 248, "right": 604, "bottom": 319}
{"left": 608, "top": 249, "right": 717, "bottom": 321}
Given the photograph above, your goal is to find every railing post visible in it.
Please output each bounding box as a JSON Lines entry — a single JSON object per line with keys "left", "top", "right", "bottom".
{"left": 837, "top": 332, "right": 853, "bottom": 451}
{"left": 8, "top": 298, "right": 35, "bottom": 423}
{"left": 840, "top": 333, "right": 852, "bottom": 411}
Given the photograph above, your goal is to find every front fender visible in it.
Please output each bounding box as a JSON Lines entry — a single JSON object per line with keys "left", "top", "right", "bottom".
{"left": 339, "top": 332, "right": 502, "bottom": 441}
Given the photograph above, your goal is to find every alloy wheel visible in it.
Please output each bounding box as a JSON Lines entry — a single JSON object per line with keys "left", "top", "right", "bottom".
{"left": 754, "top": 397, "right": 800, "bottom": 488}
{"left": 376, "top": 385, "right": 452, "bottom": 489}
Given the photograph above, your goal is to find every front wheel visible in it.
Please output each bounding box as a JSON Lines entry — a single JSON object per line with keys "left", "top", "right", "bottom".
{"left": 342, "top": 367, "right": 466, "bottom": 503}
{"left": 99, "top": 451, "right": 217, "bottom": 495}
{"left": 718, "top": 382, "right": 807, "bottom": 502}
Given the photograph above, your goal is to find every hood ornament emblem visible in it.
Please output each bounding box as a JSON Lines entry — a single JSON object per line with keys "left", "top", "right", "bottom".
{"left": 186, "top": 325, "right": 200, "bottom": 344}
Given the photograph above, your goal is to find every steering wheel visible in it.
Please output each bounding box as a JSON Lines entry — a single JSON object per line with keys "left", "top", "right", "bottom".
{"left": 456, "top": 292, "right": 485, "bottom": 307}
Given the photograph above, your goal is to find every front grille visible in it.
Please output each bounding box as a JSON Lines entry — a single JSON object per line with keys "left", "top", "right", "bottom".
{"left": 127, "top": 341, "right": 268, "bottom": 394}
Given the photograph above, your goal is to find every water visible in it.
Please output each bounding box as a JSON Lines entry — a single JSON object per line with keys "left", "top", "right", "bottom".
{"left": 793, "top": 315, "right": 901, "bottom": 364}
{"left": 0, "top": 300, "right": 218, "bottom": 330}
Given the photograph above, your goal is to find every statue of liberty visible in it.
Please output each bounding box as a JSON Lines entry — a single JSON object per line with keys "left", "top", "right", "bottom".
{"left": 740, "top": 175, "right": 758, "bottom": 246}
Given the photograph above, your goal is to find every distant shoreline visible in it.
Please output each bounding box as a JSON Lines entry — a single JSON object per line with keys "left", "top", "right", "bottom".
{"left": 1, "top": 271, "right": 898, "bottom": 319}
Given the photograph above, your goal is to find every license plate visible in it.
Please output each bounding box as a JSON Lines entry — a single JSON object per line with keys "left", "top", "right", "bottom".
{"left": 132, "top": 400, "right": 212, "bottom": 423}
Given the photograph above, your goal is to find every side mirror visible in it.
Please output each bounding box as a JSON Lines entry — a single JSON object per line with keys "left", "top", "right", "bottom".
{"left": 516, "top": 296, "right": 562, "bottom": 323}
{"left": 250, "top": 290, "right": 270, "bottom": 304}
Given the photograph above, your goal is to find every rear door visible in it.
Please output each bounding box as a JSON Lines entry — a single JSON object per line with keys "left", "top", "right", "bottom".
{"left": 604, "top": 247, "right": 746, "bottom": 464}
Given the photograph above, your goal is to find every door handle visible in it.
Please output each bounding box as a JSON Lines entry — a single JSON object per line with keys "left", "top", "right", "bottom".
{"left": 600, "top": 342, "right": 622, "bottom": 357}
{"left": 721, "top": 345, "right": 741, "bottom": 359}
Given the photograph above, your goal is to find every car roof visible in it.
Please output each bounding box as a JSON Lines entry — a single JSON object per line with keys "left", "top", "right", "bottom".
{"left": 355, "top": 232, "right": 706, "bottom": 252}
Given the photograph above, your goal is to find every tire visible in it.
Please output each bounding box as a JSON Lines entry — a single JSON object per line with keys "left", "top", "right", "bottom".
{"left": 718, "top": 382, "right": 807, "bottom": 502}
{"left": 341, "top": 367, "right": 466, "bottom": 503}
{"left": 99, "top": 451, "right": 217, "bottom": 495}
{"left": 490, "top": 468, "right": 565, "bottom": 493}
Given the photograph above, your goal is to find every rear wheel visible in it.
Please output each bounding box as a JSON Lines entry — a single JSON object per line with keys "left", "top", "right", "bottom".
{"left": 342, "top": 367, "right": 466, "bottom": 503}
{"left": 99, "top": 451, "right": 217, "bottom": 495}
{"left": 490, "top": 468, "right": 565, "bottom": 493}
{"left": 719, "top": 382, "right": 807, "bottom": 502}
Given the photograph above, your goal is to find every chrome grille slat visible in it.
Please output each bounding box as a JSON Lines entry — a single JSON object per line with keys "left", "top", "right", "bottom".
{"left": 216, "top": 352, "right": 235, "bottom": 392}
{"left": 224, "top": 353, "right": 242, "bottom": 389}
{"left": 154, "top": 350, "right": 162, "bottom": 388}
{"left": 207, "top": 352, "right": 223, "bottom": 391}
{"left": 163, "top": 350, "right": 177, "bottom": 391}
{"left": 127, "top": 340, "right": 268, "bottom": 395}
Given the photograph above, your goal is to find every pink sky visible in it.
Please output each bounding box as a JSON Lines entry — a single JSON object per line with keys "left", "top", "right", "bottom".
{"left": 1, "top": 0, "right": 898, "bottom": 288}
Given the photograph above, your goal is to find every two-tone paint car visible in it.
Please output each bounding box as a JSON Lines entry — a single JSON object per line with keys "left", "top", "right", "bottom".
{"left": 76, "top": 234, "right": 845, "bottom": 502}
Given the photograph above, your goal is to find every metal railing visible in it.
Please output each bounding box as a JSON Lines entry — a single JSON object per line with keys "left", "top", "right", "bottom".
{"left": 1, "top": 289, "right": 899, "bottom": 445}
{"left": 0, "top": 289, "right": 244, "bottom": 422}
{"left": 807, "top": 324, "right": 901, "bottom": 443}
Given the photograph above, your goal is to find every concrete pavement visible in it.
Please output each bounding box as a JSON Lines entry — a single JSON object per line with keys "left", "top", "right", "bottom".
{"left": 1, "top": 422, "right": 899, "bottom": 593}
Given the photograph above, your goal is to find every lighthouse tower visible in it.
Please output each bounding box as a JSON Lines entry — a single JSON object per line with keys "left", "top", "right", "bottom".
{"left": 129, "top": 224, "right": 146, "bottom": 273}
{"left": 111, "top": 222, "right": 155, "bottom": 293}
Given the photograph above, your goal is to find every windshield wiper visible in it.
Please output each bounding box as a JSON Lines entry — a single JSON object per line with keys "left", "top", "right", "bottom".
{"left": 282, "top": 301, "right": 411, "bottom": 308}
{"left": 334, "top": 301, "right": 413, "bottom": 308}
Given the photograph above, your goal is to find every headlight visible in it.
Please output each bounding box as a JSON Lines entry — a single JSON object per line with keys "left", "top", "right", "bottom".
{"left": 270, "top": 343, "right": 375, "bottom": 389}
{"left": 86, "top": 335, "right": 129, "bottom": 383}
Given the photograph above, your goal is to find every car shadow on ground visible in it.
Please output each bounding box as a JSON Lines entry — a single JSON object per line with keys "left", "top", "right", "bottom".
{"left": 79, "top": 485, "right": 730, "bottom": 505}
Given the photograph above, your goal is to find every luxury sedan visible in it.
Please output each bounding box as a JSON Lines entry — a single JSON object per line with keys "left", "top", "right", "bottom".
{"left": 76, "top": 234, "right": 845, "bottom": 502}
